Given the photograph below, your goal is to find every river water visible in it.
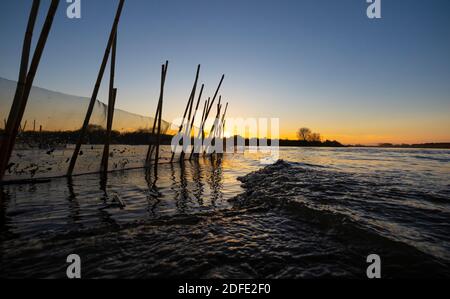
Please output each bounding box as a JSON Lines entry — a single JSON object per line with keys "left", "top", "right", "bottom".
{"left": 0, "top": 147, "right": 449, "bottom": 278}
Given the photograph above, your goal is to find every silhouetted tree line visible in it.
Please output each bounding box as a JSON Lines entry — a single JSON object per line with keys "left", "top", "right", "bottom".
{"left": 5, "top": 125, "right": 448, "bottom": 149}
{"left": 7, "top": 125, "right": 173, "bottom": 147}
{"left": 1, "top": 125, "right": 345, "bottom": 148}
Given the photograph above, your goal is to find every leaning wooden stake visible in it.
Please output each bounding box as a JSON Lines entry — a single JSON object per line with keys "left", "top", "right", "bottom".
{"left": 181, "top": 84, "right": 204, "bottom": 162}
{"left": 205, "top": 75, "right": 225, "bottom": 120}
{"left": 219, "top": 102, "right": 229, "bottom": 139}
{"left": 67, "top": 0, "right": 125, "bottom": 176}
{"left": 153, "top": 62, "right": 169, "bottom": 178}
{"left": 170, "top": 65, "right": 201, "bottom": 162}
{"left": 189, "top": 97, "right": 209, "bottom": 160}
{"left": 206, "top": 102, "right": 223, "bottom": 155}
{"left": 22, "top": 121, "right": 28, "bottom": 133}
{"left": 145, "top": 61, "right": 168, "bottom": 167}
{"left": 2, "top": 0, "right": 40, "bottom": 144}
{"left": 197, "top": 75, "right": 225, "bottom": 147}
{"left": 100, "top": 88, "right": 117, "bottom": 173}
{"left": 0, "top": 0, "right": 40, "bottom": 175}
{"left": 179, "top": 83, "right": 202, "bottom": 162}
{"left": 0, "top": 0, "right": 58, "bottom": 182}
{"left": 100, "top": 33, "right": 117, "bottom": 174}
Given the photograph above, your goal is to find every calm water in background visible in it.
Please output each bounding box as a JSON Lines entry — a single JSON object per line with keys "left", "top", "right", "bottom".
{"left": 0, "top": 147, "right": 449, "bottom": 278}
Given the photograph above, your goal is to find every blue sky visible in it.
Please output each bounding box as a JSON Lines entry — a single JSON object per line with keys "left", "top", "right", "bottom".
{"left": 1, "top": 0, "right": 449, "bottom": 143}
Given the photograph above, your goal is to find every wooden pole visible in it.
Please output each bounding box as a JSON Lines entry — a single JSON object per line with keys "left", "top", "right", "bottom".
{"left": 100, "top": 32, "right": 117, "bottom": 174}
{"left": 153, "top": 62, "right": 169, "bottom": 178}
{"left": 189, "top": 97, "right": 209, "bottom": 160}
{"left": 2, "top": 0, "right": 40, "bottom": 144}
{"left": 170, "top": 65, "right": 201, "bottom": 162}
{"left": 67, "top": 0, "right": 125, "bottom": 176}
{"left": 218, "top": 102, "right": 229, "bottom": 154}
{"left": 145, "top": 91, "right": 162, "bottom": 166}
{"left": 198, "top": 75, "right": 225, "bottom": 147}
{"left": 189, "top": 84, "right": 204, "bottom": 140}
{"left": 145, "top": 100, "right": 161, "bottom": 166}
{"left": 39, "top": 125, "right": 43, "bottom": 148}
{"left": 145, "top": 61, "right": 168, "bottom": 167}
{"left": 181, "top": 84, "right": 204, "bottom": 162}
{"left": 0, "top": 0, "right": 58, "bottom": 182}
{"left": 22, "top": 121, "right": 28, "bottom": 134}
{"left": 100, "top": 88, "right": 117, "bottom": 173}
{"left": 206, "top": 102, "right": 223, "bottom": 155}
{"left": 220, "top": 102, "right": 229, "bottom": 139}
{"left": 205, "top": 75, "right": 225, "bottom": 119}
{"left": 0, "top": 0, "right": 40, "bottom": 174}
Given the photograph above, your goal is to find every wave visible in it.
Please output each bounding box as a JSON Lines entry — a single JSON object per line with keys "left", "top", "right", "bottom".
{"left": 230, "top": 160, "right": 450, "bottom": 268}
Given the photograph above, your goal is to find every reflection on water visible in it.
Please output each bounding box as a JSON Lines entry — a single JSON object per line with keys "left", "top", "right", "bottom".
{"left": 0, "top": 147, "right": 449, "bottom": 278}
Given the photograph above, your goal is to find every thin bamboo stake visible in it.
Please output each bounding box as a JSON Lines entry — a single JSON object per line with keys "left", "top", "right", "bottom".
{"left": 100, "top": 32, "right": 117, "bottom": 174}
{"left": 2, "top": 0, "right": 40, "bottom": 144}
{"left": 39, "top": 125, "right": 43, "bottom": 148}
{"left": 203, "top": 98, "right": 210, "bottom": 126}
{"left": 145, "top": 103, "right": 160, "bottom": 166}
{"left": 0, "top": 0, "right": 58, "bottom": 182}
{"left": 205, "top": 75, "right": 225, "bottom": 119}
{"left": 181, "top": 84, "right": 204, "bottom": 162}
{"left": 153, "top": 62, "right": 169, "bottom": 178}
{"left": 218, "top": 103, "right": 229, "bottom": 154}
{"left": 145, "top": 61, "right": 168, "bottom": 167}
{"left": 216, "top": 96, "right": 222, "bottom": 113}
{"left": 189, "top": 97, "right": 209, "bottom": 160}
{"left": 206, "top": 103, "right": 223, "bottom": 155}
{"left": 220, "top": 102, "right": 229, "bottom": 138}
{"left": 67, "top": 0, "right": 125, "bottom": 176}
{"left": 198, "top": 98, "right": 211, "bottom": 154}
{"left": 170, "top": 65, "right": 201, "bottom": 162}
{"left": 199, "top": 75, "right": 225, "bottom": 146}
{"left": 145, "top": 92, "right": 161, "bottom": 166}
{"left": 100, "top": 88, "right": 117, "bottom": 173}
{"left": 0, "top": 0, "right": 40, "bottom": 175}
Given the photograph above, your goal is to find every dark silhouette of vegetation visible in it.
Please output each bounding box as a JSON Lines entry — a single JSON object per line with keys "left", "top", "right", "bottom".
{"left": 290, "top": 127, "right": 340, "bottom": 146}
{"left": 229, "top": 135, "right": 344, "bottom": 147}
{"left": 297, "top": 127, "right": 322, "bottom": 143}
{"left": 4, "top": 126, "right": 448, "bottom": 149}
{"left": 8, "top": 125, "right": 173, "bottom": 148}
{"left": 297, "top": 127, "right": 311, "bottom": 141}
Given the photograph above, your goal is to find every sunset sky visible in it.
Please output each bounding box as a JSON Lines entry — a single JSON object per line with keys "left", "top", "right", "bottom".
{"left": 0, "top": 0, "right": 449, "bottom": 144}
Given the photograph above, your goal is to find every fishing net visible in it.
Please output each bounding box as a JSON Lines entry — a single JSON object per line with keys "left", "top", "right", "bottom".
{"left": 0, "top": 77, "right": 174, "bottom": 181}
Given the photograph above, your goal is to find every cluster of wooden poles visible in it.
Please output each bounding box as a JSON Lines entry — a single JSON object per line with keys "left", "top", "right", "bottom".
{"left": 0, "top": 0, "right": 230, "bottom": 183}
{"left": 0, "top": 0, "right": 59, "bottom": 182}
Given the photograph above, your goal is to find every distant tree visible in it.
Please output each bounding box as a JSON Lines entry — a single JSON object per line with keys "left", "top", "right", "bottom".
{"left": 308, "top": 133, "right": 321, "bottom": 142}
{"left": 297, "top": 127, "right": 311, "bottom": 141}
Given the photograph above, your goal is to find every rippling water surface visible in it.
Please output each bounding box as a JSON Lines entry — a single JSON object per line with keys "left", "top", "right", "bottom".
{"left": 0, "top": 147, "right": 449, "bottom": 278}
